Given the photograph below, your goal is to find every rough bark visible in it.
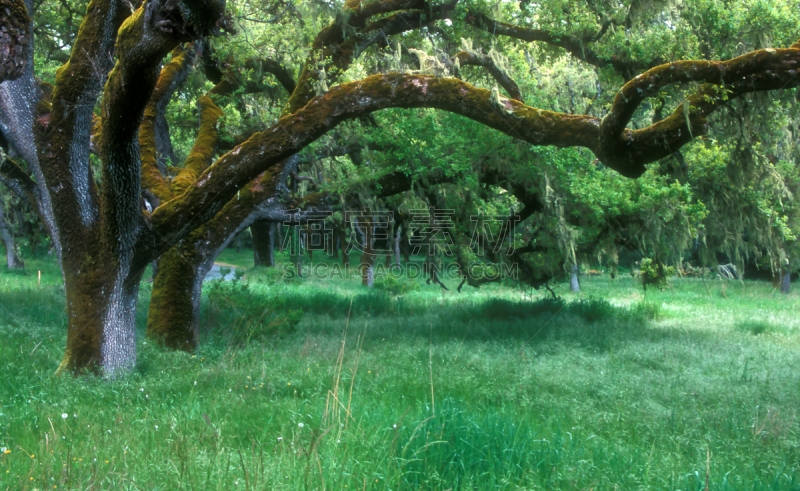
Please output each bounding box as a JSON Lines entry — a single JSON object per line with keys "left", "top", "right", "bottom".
{"left": 147, "top": 242, "right": 214, "bottom": 350}
{"left": 0, "top": 0, "right": 31, "bottom": 83}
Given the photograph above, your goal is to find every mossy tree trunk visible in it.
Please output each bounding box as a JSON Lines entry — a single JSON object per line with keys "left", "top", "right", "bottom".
{"left": 32, "top": 0, "right": 226, "bottom": 376}
{"left": 146, "top": 244, "right": 212, "bottom": 350}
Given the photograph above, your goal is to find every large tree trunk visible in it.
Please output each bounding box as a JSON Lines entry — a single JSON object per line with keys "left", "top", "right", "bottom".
{"left": 147, "top": 157, "right": 299, "bottom": 349}
{"left": 251, "top": 220, "right": 275, "bottom": 267}
{"left": 58, "top": 256, "right": 144, "bottom": 376}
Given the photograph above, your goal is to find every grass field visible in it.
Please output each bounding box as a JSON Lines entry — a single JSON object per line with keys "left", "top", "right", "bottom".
{"left": 1, "top": 249, "right": 799, "bottom": 490}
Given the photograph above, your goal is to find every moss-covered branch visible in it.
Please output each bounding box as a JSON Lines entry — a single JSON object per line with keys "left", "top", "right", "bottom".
{"left": 148, "top": 40, "right": 800, "bottom": 248}
{"left": 287, "top": 0, "right": 452, "bottom": 114}
{"left": 37, "top": 0, "right": 129, "bottom": 247}
{"left": 100, "top": 0, "right": 225, "bottom": 252}
{"left": 146, "top": 73, "right": 598, "bottom": 250}
{"left": 139, "top": 46, "right": 194, "bottom": 203}
{"left": 599, "top": 46, "right": 800, "bottom": 176}
{"left": 170, "top": 95, "right": 224, "bottom": 195}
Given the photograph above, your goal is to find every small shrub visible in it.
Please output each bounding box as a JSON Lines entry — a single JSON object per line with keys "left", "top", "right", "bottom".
{"left": 735, "top": 319, "right": 777, "bottom": 336}
{"left": 206, "top": 278, "right": 301, "bottom": 343}
{"left": 639, "top": 258, "right": 675, "bottom": 292}
{"left": 630, "top": 300, "right": 663, "bottom": 321}
{"left": 570, "top": 297, "right": 615, "bottom": 322}
{"left": 374, "top": 276, "right": 420, "bottom": 296}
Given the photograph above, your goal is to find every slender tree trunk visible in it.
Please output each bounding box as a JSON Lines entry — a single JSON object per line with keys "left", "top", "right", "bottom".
{"left": 0, "top": 199, "right": 22, "bottom": 268}
{"left": 305, "top": 227, "right": 312, "bottom": 260}
{"left": 330, "top": 228, "right": 339, "bottom": 258}
{"left": 570, "top": 264, "right": 580, "bottom": 292}
{"left": 290, "top": 224, "right": 302, "bottom": 276}
{"left": 394, "top": 226, "right": 401, "bottom": 266}
{"left": 339, "top": 226, "right": 350, "bottom": 266}
{"left": 251, "top": 220, "right": 275, "bottom": 267}
{"left": 358, "top": 215, "right": 375, "bottom": 287}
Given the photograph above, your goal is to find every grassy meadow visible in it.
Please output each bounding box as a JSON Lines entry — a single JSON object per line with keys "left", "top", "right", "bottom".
{"left": 1, "top": 249, "right": 799, "bottom": 490}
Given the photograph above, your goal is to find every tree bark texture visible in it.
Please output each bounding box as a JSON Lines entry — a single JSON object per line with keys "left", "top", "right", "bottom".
{"left": 0, "top": 0, "right": 30, "bottom": 83}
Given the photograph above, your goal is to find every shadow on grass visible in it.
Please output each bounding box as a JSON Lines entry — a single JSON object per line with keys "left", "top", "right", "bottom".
{"left": 208, "top": 283, "right": 674, "bottom": 354}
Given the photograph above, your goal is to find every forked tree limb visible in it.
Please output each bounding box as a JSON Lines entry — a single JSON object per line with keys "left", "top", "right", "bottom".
{"left": 453, "top": 50, "right": 524, "bottom": 102}
{"left": 139, "top": 46, "right": 195, "bottom": 203}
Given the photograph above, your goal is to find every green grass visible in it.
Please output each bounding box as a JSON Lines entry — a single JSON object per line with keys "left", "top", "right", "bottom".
{"left": 1, "top": 252, "right": 800, "bottom": 490}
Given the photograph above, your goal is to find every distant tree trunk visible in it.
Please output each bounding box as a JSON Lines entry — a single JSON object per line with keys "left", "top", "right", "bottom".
{"left": 251, "top": 220, "right": 274, "bottom": 267}
{"left": 781, "top": 268, "right": 791, "bottom": 294}
{"left": 570, "top": 264, "right": 580, "bottom": 292}
{"left": 305, "top": 227, "right": 312, "bottom": 260}
{"left": 358, "top": 213, "right": 375, "bottom": 287}
{"left": 329, "top": 226, "right": 338, "bottom": 258}
{"left": 0, "top": 199, "right": 22, "bottom": 268}
{"left": 394, "top": 225, "right": 401, "bottom": 266}
{"left": 290, "top": 224, "right": 302, "bottom": 276}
